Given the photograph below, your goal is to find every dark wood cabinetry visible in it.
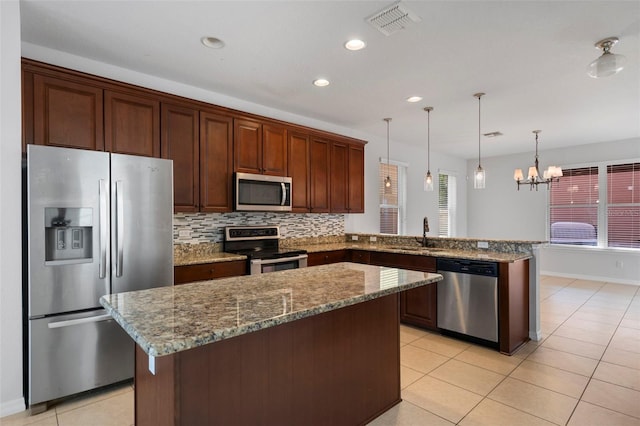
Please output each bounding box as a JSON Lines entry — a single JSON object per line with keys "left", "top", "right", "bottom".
{"left": 22, "top": 59, "right": 366, "bottom": 213}
{"left": 31, "top": 73, "right": 104, "bottom": 150}
{"left": 234, "top": 119, "right": 287, "bottom": 176}
{"left": 104, "top": 90, "right": 160, "bottom": 157}
{"left": 498, "top": 260, "right": 530, "bottom": 354}
{"left": 161, "top": 103, "right": 199, "bottom": 212}
{"left": 330, "top": 142, "right": 365, "bottom": 213}
{"left": 349, "top": 250, "right": 371, "bottom": 264}
{"left": 309, "top": 138, "right": 331, "bottom": 213}
{"left": 174, "top": 261, "right": 246, "bottom": 284}
{"left": 288, "top": 132, "right": 310, "bottom": 212}
{"left": 307, "top": 250, "right": 348, "bottom": 266}
{"left": 200, "top": 112, "right": 234, "bottom": 212}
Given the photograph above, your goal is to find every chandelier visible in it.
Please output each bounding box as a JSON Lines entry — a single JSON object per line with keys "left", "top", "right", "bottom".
{"left": 514, "top": 130, "right": 562, "bottom": 190}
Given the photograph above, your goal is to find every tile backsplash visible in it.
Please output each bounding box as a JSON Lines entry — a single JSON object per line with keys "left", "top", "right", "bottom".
{"left": 174, "top": 212, "right": 345, "bottom": 244}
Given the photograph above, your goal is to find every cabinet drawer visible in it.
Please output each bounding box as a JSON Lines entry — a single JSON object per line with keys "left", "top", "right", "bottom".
{"left": 369, "top": 252, "right": 436, "bottom": 272}
{"left": 307, "top": 250, "right": 347, "bottom": 266}
{"left": 174, "top": 261, "right": 246, "bottom": 284}
{"left": 350, "top": 250, "right": 370, "bottom": 264}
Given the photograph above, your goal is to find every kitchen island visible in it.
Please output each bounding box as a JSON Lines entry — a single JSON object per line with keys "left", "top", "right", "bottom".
{"left": 100, "top": 262, "right": 442, "bottom": 426}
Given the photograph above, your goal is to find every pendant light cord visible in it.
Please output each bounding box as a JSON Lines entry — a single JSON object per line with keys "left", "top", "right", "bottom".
{"left": 427, "top": 109, "right": 431, "bottom": 171}
{"left": 477, "top": 94, "right": 481, "bottom": 168}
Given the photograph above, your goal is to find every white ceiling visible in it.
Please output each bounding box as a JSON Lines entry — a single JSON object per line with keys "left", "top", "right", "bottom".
{"left": 19, "top": 1, "right": 640, "bottom": 159}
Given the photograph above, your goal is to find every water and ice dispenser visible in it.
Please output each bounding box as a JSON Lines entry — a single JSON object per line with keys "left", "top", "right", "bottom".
{"left": 44, "top": 207, "right": 93, "bottom": 264}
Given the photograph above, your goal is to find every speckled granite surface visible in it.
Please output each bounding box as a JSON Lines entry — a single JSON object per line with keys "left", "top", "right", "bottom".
{"left": 174, "top": 234, "right": 539, "bottom": 266}
{"left": 100, "top": 262, "right": 441, "bottom": 357}
{"left": 300, "top": 243, "right": 531, "bottom": 262}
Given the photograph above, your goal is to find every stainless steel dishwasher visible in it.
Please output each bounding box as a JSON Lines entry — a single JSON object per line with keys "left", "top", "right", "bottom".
{"left": 437, "top": 258, "right": 499, "bottom": 346}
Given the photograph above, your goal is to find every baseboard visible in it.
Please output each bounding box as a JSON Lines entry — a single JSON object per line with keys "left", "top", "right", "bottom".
{"left": 0, "top": 397, "right": 26, "bottom": 418}
{"left": 540, "top": 270, "right": 640, "bottom": 286}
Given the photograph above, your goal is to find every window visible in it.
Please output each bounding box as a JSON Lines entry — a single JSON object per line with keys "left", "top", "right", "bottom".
{"left": 438, "top": 171, "right": 457, "bottom": 237}
{"left": 379, "top": 161, "right": 406, "bottom": 234}
{"left": 549, "top": 161, "right": 640, "bottom": 249}
{"left": 607, "top": 163, "right": 640, "bottom": 248}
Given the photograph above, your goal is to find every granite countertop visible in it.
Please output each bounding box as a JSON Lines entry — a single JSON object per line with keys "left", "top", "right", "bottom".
{"left": 174, "top": 251, "right": 246, "bottom": 266}
{"left": 298, "top": 242, "right": 531, "bottom": 263}
{"left": 100, "top": 262, "right": 441, "bottom": 357}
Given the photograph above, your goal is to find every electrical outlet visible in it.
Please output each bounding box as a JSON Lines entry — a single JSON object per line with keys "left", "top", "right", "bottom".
{"left": 477, "top": 241, "right": 489, "bottom": 249}
{"left": 370, "top": 236, "right": 377, "bottom": 242}
{"left": 351, "top": 235, "right": 359, "bottom": 241}
{"left": 616, "top": 260, "right": 623, "bottom": 269}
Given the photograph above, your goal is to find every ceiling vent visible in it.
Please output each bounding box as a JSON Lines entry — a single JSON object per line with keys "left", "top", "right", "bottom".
{"left": 366, "top": 1, "right": 421, "bottom": 36}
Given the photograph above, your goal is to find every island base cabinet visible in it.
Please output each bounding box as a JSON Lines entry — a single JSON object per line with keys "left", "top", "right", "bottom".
{"left": 135, "top": 293, "right": 401, "bottom": 426}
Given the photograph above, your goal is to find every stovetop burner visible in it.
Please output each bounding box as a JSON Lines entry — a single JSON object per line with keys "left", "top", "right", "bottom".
{"left": 223, "top": 225, "right": 307, "bottom": 260}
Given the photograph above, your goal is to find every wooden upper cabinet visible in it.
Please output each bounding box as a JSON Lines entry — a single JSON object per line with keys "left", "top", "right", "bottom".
{"left": 32, "top": 74, "right": 104, "bottom": 150}
{"left": 234, "top": 118, "right": 261, "bottom": 174}
{"left": 262, "top": 124, "right": 287, "bottom": 176}
{"left": 330, "top": 142, "right": 349, "bottom": 213}
{"left": 347, "top": 143, "right": 365, "bottom": 213}
{"left": 288, "top": 132, "right": 310, "bottom": 212}
{"left": 309, "top": 137, "right": 331, "bottom": 213}
{"left": 234, "top": 119, "right": 287, "bottom": 176}
{"left": 104, "top": 90, "right": 160, "bottom": 157}
{"left": 200, "top": 111, "right": 233, "bottom": 212}
{"left": 161, "top": 103, "right": 199, "bottom": 212}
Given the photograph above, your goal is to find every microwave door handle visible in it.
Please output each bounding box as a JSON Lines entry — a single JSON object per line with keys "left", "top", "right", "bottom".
{"left": 281, "top": 182, "right": 286, "bottom": 206}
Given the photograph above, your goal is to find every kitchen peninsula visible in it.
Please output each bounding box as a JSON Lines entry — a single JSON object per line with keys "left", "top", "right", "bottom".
{"left": 100, "top": 262, "right": 442, "bottom": 426}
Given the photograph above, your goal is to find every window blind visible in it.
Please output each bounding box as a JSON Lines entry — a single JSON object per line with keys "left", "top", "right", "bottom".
{"left": 607, "top": 163, "right": 640, "bottom": 248}
{"left": 438, "top": 173, "right": 456, "bottom": 237}
{"left": 549, "top": 167, "right": 599, "bottom": 245}
{"left": 379, "top": 162, "right": 399, "bottom": 234}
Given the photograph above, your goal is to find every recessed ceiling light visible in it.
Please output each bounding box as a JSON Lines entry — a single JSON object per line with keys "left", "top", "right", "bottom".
{"left": 344, "top": 39, "right": 366, "bottom": 51}
{"left": 201, "top": 36, "right": 225, "bottom": 49}
{"left": 483, "top": 131, "right": 503, "bottom": 138}
{"left": 313, "top": 78, "right": 330, "bottom": 87}
{"left": 406, "top": 96, "right": 422, "bottom": 103}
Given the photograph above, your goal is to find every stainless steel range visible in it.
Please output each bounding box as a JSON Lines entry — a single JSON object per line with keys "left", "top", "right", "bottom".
{"left": 223, "top": 226, "right": 307, "bottom": 275}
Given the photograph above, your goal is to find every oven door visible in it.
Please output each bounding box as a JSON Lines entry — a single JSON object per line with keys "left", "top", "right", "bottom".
{"left": 250, "top": 254, "right": 308, "bottom": 275}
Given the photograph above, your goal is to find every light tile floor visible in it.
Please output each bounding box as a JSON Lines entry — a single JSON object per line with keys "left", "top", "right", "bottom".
{"left": 2, "top": 275, "right": 639, "bottom": 426}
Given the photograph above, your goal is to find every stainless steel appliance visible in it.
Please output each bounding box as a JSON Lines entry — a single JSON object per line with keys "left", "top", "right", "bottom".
{"left": 235, "top": 172, "right": 292, "bottom": 212}
{"left": 25, "top": 145, "right": 173, "bottom": 408}
{"left": 436, "top": 258, "right": 499, "bottom": 346}
{"left": 223, "top": 226, "right": 307, "bottom": 274}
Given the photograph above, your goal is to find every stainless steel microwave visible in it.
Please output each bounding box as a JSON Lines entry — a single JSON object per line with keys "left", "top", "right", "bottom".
{"left": 235, "top": 172, "right": 292, "bottom": 212}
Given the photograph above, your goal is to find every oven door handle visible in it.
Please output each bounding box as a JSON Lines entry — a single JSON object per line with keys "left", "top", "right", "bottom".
{"left": 250, "top": 254, "right": 308, "bottom": 265}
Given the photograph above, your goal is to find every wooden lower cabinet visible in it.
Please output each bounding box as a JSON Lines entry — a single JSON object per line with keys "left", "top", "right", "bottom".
{"left": 400, "top": 285, "right": 437, "bottom": 330}
{"left": 498, "top": 259, "right": 530, "bottom": 354}
{"left": 174, "top": 261, "right": 246, "bottom": 284}
{"left": 306, "top": 250, "right": 348, "bottom": 266}
{"left": 349, "top": 249, "right": 370, "bottom": 264}
{"left": 135, "top": 293, "right": 401, "bottom": 426}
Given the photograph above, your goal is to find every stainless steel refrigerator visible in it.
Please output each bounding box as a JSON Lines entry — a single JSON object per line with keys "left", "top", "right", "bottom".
{"left": 25, "top": 145, "right": 173, "bottom": 407}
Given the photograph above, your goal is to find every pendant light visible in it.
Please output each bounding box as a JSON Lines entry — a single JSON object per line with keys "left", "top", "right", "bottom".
{"left": 383, "top": 118, "right": 392, "bottom": 193}
{"left": 424, "top": 107, "right": 434, "bottom": 192}
{"left": 473, "top": 92, "right": 486, "bottom": 189}
{"left": 587, "top": 37, "right": 626, "bottom": 78}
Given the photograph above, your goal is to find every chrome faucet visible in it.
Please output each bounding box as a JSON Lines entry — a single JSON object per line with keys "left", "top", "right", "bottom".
{"left": 422, "top": 217, "right": 429, "bottom": 246}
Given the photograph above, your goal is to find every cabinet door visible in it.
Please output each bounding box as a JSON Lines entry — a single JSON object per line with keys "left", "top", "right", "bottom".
{"left": 105, "top": 90, "right": 160, "bottom": 157}
{"left": 400, "top": 284, "right": 438, "bottom": 330}
{"left": 33, "top": 74, "right": 104, "bottom": 150}
{"left": 348, "top": 144, "right": 365, "bottom": 213}
{"left": 307, "top": 250, "right": 347, "bottom": 266}
{"left": 309, "top": 138, "right": 331, "bottom": 213}
{"left": 262, "top": 124, "right": 288, "bottom": 176}
{"left": 161, "top": 103, "right": 199, "bottom": 212}
{"left": 234, "top": 118, "right": 262, "bottom": 174}
{"left": 200, "top": 112, "right": 233, "bottom": 212}
{"left": 288, "top": 132, "right": 310, "bottom": 212}
{"left": 330, "top": 142, "right": 349, "bottom": 213}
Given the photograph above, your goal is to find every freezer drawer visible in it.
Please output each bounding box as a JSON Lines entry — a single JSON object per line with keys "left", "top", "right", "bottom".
{"left": 28, "top": 310, "right": 133, "bottom": 405}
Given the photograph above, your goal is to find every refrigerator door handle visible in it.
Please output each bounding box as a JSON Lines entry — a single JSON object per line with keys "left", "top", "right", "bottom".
{"left": 99, "top": 179, "right": 108, "bottom": 279}
{"left": 115, "top": 180, "right": 124, "bottom": 277}
{"left": 47, "top": 314, "right": 113, "bottom": 329}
